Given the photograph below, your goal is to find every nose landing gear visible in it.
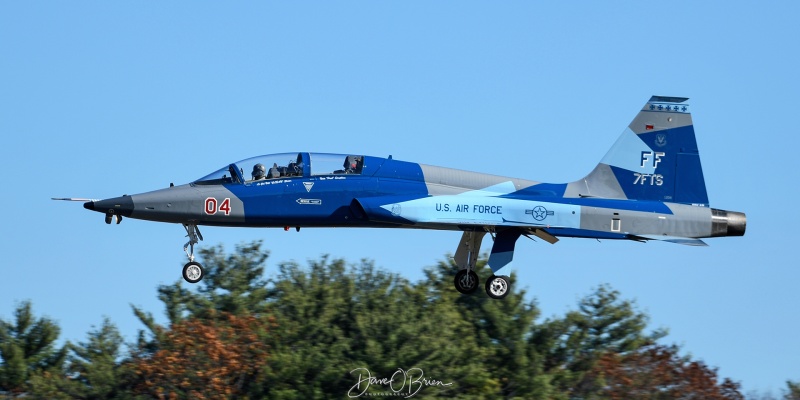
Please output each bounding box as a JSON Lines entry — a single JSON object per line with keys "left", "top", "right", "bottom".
{"left": 182, "top": 224, "right": 204, "bottom": 283}
{"left": 182, "top": 261, "right": 204, "bottom": 283}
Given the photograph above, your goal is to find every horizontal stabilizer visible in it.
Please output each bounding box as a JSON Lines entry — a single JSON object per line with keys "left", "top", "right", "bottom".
{"left": 527, "top": 228, "right": 559, "bottom": 244}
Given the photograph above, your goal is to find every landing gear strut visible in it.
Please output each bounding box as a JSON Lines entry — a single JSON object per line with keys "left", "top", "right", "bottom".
{"left": 182, "top": 223, "right": 204, "bottom": 283}
{"left": 453, "top": 231, "right": 485, "bottom": 295}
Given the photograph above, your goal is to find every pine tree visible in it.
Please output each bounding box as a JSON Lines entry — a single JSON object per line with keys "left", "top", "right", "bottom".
{"left": 122, "top": 241, "right": 745, "bottom": 400}
{"left": 420, "top": 256, "right": 553, "bottom": 398}
{"left": 786, "top": 380, "right": 800, "bottom": 400}
{"left": 0, "top": 301, "right": 67, "bottom": 396}
{"left": 27, "top": 318, "right": 138, "bottom": 400}
{"left": 530, "top": 284, "right": 667, "bottom": 397}
{"left": 138, "top": 241, "right": 271, "bottom": 327}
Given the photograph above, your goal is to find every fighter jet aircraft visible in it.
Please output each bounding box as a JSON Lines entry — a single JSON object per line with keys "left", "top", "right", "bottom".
{"left": 56, "top": 96, "right": 745, "bottom": 299}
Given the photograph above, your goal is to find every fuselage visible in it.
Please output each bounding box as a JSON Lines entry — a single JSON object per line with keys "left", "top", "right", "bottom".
{"left": 84, "top": 152, "right": 745, "bottom": 242}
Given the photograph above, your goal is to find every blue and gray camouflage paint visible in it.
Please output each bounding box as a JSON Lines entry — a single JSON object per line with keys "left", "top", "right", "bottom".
{"left": 76, "top": 96, "right": 745, "bottom": 298}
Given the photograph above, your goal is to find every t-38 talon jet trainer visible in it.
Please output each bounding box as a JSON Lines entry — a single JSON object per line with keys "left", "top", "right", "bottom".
{"left": 55, "top": 96, "right": 745, "bottom": 299}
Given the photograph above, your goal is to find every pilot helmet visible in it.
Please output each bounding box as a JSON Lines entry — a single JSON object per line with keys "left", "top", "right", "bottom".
{"left": 252, "top": 163, "right": 266, "bottom": 179}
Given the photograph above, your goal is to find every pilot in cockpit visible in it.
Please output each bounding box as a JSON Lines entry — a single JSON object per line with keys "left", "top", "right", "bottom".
{"left": 252, "top": 163, "right": 266, "bottom": 180}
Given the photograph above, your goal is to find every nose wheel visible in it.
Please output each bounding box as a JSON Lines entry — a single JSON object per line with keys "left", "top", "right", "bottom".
{"left": 182, "top": 224, "right": 204, "bottom": 284}
{"left": 182, "top": 261, "right": 204, "bottom": 283}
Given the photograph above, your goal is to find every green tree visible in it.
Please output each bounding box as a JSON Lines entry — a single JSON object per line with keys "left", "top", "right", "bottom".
{"left": 129, "top": 242, "right": 275, "bottom": 399}
{"left": 0, "top": 301, "right": 66, "bottom": 395}
{"left": 129, "top": 241, "right": 273, "bottom": 363}
{"left": 27, "top": 318, "right": 137, "bottom": 399}
{"left": 67, "top": 318, "right": 128, "bottom": 398}
{"left": 131, "top": 243, "right": 505, "bottom": 399}
{"left": 0, "top": 243, "right": 751, "bottom": 399}
{"left": 420, "top": 256, "right": 554, "bottom": 399}
{"left": 136, "top": 241, "right": 271, "bottom": 328}
{"left": 530, "top": 284, "right": 667, "bottom": 397}
{"left": 786, "top": 380, "right": 800, "bottom": 400}
{"left": 124, "top": 241, "right": 743, "bottom": 400}
{"left": 259, "top": 256, "right": 467, "bottom": 399}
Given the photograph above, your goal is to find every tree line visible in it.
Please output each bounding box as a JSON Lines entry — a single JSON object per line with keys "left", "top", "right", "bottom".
{"left": 1, "top": 241, "right": 795, "bottom": 399}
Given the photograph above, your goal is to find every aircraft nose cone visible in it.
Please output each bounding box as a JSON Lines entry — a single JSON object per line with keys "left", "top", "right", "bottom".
{"left": 85, "top": 195, "right": 134, "bottom": 217}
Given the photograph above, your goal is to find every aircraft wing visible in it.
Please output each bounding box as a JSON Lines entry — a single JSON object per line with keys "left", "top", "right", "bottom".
{"left": 353, "top": 194, "right": 580, "bottom": 230}
{"left": 629, "top": 234, "right": 708, "bottom": 246}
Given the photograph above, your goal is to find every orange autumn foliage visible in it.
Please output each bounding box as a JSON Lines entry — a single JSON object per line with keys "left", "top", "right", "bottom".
{"left": 134, "top": 313, "right": 270, "bottom": 400}
{"left": 588, "top": 344, "right": 744, "bottom": 400}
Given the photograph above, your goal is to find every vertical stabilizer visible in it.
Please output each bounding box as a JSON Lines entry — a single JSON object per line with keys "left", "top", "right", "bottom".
{"left": 565, "top": 96, "right": 709, "bottom": 206}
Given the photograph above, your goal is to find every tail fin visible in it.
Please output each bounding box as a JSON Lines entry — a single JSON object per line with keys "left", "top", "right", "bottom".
{"left": 565, "top": 96, "right": 709, "bottom": 206}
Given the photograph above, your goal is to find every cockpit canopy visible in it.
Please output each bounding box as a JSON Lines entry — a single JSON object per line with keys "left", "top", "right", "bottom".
{"left": 193, "top": 152, "right": 364, "bottom": 185}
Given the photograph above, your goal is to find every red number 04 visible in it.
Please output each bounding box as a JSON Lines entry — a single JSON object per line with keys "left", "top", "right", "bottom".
{"left": 204, "top": 197, "right": 231, "bottom": 215}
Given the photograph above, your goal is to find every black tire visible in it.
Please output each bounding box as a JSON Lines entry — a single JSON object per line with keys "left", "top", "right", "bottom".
{"left": 182, "top": 261, "right": 204, "bottom": 284}
{"left": 454, "top": 269, "right": 480, "bottom": 294}
{"left": 485, "top": 275, "right": 510, "bottom": 299}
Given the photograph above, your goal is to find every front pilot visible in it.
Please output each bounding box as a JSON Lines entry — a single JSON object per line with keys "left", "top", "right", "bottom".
{"left": 252, "top": 163, "right": 266, "bottom": 180}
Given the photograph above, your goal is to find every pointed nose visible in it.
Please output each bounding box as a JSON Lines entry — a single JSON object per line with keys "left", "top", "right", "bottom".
{"left": 83, "top": 195, "right": 134, "bottom": 217}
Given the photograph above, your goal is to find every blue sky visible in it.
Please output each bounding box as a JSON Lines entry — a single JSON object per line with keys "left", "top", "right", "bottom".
{"left": 1, "top": 1, "right": 797, "bottom": 395}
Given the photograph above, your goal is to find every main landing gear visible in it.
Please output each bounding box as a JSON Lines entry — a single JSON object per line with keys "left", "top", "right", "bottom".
{"left": 182, "top": 223, "right": 204, "bottom": 284}
{"left": 484, "top": 275, "right": 510, "bottom": 300}
{"left": 454, "top": 269, "right": 480, "bottom": 294}
{"left": 453, "top": 231, "right": 511, "bottom": 299}
{"left": 455, "top": 272, "right": 511, "bottom": 299}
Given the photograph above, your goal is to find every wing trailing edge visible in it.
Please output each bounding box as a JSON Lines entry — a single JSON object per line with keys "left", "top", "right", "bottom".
{"left": 630, "top": 234, "right": 708, "bottom": 246}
